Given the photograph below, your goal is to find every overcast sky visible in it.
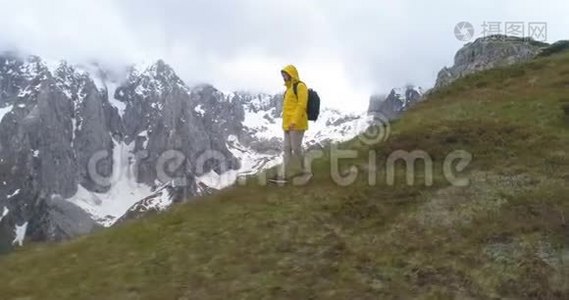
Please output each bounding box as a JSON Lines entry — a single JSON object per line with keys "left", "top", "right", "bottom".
{"left": 1, "top": 0, "right": 568, "bottom": 111}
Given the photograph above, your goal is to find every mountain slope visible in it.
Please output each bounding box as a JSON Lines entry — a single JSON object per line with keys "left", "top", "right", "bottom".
{"left": 1, "top": 46, "right": 569, "bottom": 298}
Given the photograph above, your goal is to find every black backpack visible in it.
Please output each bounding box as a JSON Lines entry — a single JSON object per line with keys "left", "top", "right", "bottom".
{"left": 293, "top": 82, "right": 320, "bottom": 121}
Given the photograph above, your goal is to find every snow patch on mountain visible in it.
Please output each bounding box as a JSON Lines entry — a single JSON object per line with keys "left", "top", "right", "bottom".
{"left": 155, "top": 188, "right": 174, "bottom": 211}
{"left": 66, "top": 141, "right": 153, "bottom": 227}
{"left": 228, "top": 135, "right": 282, "bottom": 174}
{"left": 0, "top": 206, "right": 8, "bottom": 222}
{"left": 0, "top": 105, "right": 13, "bottom": 122}
{"left": 6, "top": 189, "right": 20, "bottom": 199}
{"left": 391, "top": 86, "right": 425, "bottom": 109}
{"left": 304, "top": 109, "right": 372, "bottom": 148}
{"left": 132, "top": 185, "right": 173, "bottom": 212}
{"left": 105, "top": 81, "right": 126, "bottom": 117}
{"left": 197, "top": 135, "right": 282, "bottom": 189}
{"left": 197, "top": 170, "right": 234, "bottom": 190}
{"left": 12, "top": 222, "right": 28, "bottom": 246}
{"left": 194, "top": 104, "right": 205, "bottom": 116}
{"left": 74, "top": 63, "right": 128, "bottom": 117}
{"left": 243, "top": 106, "right": 282, "bottom": 140}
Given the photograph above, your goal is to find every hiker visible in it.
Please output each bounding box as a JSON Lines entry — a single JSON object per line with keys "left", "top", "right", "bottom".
{"left": 280, "top": 64, "right": 309, "bottom": 179}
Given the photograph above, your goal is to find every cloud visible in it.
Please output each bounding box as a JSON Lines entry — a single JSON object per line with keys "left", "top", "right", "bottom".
{"left": 1, "top": 0, "right": 568, "bottom": 112}
{"left": 0, "top": 0, "right": 141, "bottom": 64}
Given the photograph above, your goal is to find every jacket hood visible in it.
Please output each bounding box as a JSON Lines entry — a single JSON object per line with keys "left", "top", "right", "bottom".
{"left": 281, "top": 64, "right": 300, "bottom": 82}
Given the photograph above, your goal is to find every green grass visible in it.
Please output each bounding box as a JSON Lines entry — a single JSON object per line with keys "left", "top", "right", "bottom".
{"left": 2, "top": 51, "right": 569, "bottom": 299}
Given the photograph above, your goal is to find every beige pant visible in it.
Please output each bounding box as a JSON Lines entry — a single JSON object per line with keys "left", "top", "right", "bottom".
{"left": 283, "top": 130, "right": 305, "bottom": 176}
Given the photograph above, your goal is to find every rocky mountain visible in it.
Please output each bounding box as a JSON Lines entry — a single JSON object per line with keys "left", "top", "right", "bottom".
{"left": 368, "top": 86, "right": 424, "bottom": 119}
{"left": 435, "top": 35, "right": 549, "bottom": 88}
{"left": 0, "top": 54, "right": 117, "bottom": 251}
{"left": 0, "top": 53, "right": 372, "bottom": 251}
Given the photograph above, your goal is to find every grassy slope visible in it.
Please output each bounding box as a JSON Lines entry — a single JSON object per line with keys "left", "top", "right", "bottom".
{"left": 2, "top": 52, "right": 569, "bottom": 299}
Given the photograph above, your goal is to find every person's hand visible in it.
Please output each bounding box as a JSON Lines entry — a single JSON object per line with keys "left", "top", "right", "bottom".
{"left": 289, "top": 123, "right": 296, "bottom": 130}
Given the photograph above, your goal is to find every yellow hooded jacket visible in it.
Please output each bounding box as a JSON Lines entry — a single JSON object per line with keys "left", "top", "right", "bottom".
{"left": 281, "top": 64, "right": 308, "bottom": 131}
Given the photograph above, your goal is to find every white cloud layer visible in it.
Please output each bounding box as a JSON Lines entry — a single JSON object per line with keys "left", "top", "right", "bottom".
{"left": 0, "top": 0, "right": 568, "bottom": 111}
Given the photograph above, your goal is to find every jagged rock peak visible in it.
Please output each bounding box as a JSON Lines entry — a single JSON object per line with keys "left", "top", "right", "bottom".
{"left": 368, "top": 85, "right": 423, "bottom": 119}
{"left": 121, "top": 60, "right": 189, "bottom": 99}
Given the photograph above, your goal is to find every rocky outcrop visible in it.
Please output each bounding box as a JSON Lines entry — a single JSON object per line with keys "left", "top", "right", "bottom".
{"left": 0, "top": 54, "right": 117, "bottom": 247}
{"left": 116, "top": 61, "right": 239, "bottom": 192}
{"left": 368, "top": 86, "right": 423, "bottom": 120}
{"left": 435, "top": 35, "right": 549, "bottom": 88}
{"left": 190, "top": 85, "right": 245, "bottom": 140}
{"left": 53, "top": 62, "right": 117, "bottom": 193}
{"left": 26, "top": 194, "right": 102, "bottom": 242}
